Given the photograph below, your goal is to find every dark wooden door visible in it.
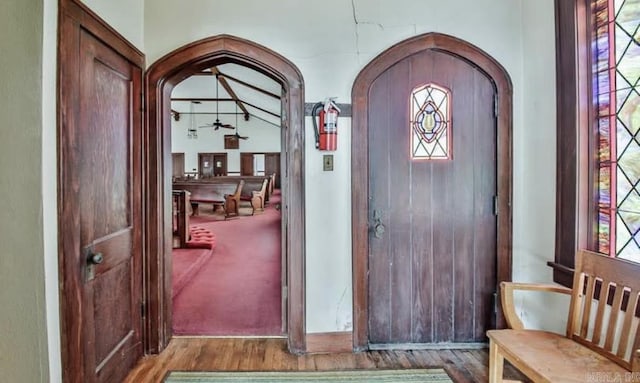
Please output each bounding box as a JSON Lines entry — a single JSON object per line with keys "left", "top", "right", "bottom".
{"left": 213, "top": 153, "right": 228, "bottom": 176}
{"left": 198, "top": 153, "right": 214, "bottom": 178}
{"left": 265, "top": 153, "right": 281, "bottom": 188}
{"left": 59, "top": 13, "right": 144, "bottom": 382}
{"left": 241, "top": 153, "right": 254, "bottom": 176}
{"left": 368, "top": 49, "right": 497, "bottom": 345}
{"left": 172, "top": 153, "right": 185, "bottom": 179}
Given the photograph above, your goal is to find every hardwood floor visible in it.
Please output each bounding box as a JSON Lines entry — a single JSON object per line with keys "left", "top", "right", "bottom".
{"left": 124, "top": 338, "right": 528, "bottom": 382}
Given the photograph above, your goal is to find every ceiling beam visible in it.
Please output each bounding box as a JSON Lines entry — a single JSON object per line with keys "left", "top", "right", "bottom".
{"left": 242, "top": 100, "right": 281, "bottom": 118}
{"left": 212, "top": 67, "right": 250, "bottom": 120}
{"left": 171, "top": 98, "right": 235, "bottom": 102}
{"left": 217, "top": 70, "right": 281, "bottom": 100}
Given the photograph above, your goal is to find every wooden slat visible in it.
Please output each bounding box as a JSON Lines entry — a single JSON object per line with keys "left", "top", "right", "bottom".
{"left": 617, "top": 290, "right": 639, "bottom": 358}
{"left": 579, "top": 274, "right": 596, "bottom": 338}
{"left": 367, "top": 72, "right": 391, "bottom": 343}
{"left": 604, "top": 284, "right": 626, "bottom": 352}
{"left": 409, "top": 48, "right": 434, "bottom": 344}
{"left": 592, "top": 279, "right": 611, "bottom": 345}
{"left": 387, "top": 57, "right": 412, "bottom": 343}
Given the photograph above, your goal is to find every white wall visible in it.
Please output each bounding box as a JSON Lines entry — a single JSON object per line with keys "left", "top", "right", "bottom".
{"left": 82, "top": 0, "right": 145, "bottom": 50}
{"left": 515, "top": 0, "right": 569, "bottom": 333}
{"left": 0, "top": 0, "right": 50, "bottom": 381}
{"left": 145, "top": 0, "right": 559, "bottom": 334}
{"left": 171, "top": 111, "right": 281, "bottom": 173}
{"left": 43, "top": 0, "right": 61, "bottom": 380}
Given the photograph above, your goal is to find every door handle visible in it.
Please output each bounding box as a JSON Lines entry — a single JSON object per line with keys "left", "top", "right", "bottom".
{"left": 88, "top": 252, "right": 104, "bottom": 265}
{"left": 86, "top": 251, "right": 103, "bottom": 282}
{"left": 372, "top": 209, "right": 386, "bottom": 239}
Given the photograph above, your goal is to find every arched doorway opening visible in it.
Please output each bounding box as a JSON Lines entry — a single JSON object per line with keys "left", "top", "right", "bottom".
{"left": 351, "top": 32, "right": 513, "bottom": 350}
{"left": 145, "top": 35, "right": 306, "bottom": 354}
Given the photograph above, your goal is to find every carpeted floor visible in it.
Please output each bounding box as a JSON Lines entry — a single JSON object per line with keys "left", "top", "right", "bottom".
{"left": 172, "top": 191, "right": 282, "bottom": 336}
{"left": 164, "top": 369, "right": 453, "bottom": 382}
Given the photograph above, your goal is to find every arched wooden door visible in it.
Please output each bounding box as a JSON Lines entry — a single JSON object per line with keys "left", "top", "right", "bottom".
{"left": 352, "top": 33, "right": 513, "bottom": 349}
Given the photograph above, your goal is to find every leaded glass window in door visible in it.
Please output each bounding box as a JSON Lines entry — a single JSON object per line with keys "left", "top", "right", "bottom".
{"left": 410, "top": 83, "right": 451, "bottom": 160}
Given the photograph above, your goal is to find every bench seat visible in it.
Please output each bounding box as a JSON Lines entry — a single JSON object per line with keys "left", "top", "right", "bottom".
{"left": 488, "top": 329, "right": 629, "bottom": 383}
{"left": 487, "top": 250, "right": 640, "bottom": 383}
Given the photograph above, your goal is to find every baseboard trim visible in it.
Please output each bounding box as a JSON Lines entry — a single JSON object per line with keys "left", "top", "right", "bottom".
{"left": 369, "top": 342, "right": 488, "bottom": 350}
{"left": 305, "top": 331, "right": 353, "bottom": 354}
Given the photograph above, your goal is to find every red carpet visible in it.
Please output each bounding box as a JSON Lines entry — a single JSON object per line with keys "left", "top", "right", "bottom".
{"left": 172, "top": 191, "right": 282, "bottom": 336}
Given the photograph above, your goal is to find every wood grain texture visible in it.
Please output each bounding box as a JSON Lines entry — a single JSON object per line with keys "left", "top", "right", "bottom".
{"left": 306, "top": 332, "right": 354, "bottom": 354}
{"left": 58, "top": 1, "right": 145, "bottom": 381}
{"left": 123, "top": 338, "right": 529, "bottom": 383}
{"left": 552, "top": 0, "right": 596, "bottom": 287}
{"left": 352, "top": 33, "right": 513, "bottom": 350}
{"left": 145, "top": 35, "right": 306, "bottom": 354}
{"left": 365, "top": 40, "right": 498, "bottom": 346}
{"left": 489, "top": 250, "right": 640, "bottom": 382}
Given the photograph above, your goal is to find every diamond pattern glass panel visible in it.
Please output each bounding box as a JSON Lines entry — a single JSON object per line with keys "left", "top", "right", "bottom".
{"left": 593, "top": 0, "right": 640, "bottom": 259}
{"left": 410, "top": 83, "right": 451, "bottom": 160}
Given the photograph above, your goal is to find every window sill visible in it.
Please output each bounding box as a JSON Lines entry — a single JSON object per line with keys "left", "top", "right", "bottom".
{"left": 547, "top": 261, "right": 574, "bottom": 288}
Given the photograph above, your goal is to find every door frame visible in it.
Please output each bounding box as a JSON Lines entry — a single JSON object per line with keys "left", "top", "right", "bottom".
{"left": 145, "top": 35, "right": 306, "bottom": 354}
{"left": 351, "top": 32, "right": 513, "bottom": 351}
{"left": 57, "top": 0, "right": 146, "bottom": 381}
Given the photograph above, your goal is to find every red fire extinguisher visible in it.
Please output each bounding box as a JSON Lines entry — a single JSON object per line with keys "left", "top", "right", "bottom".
{"left": 312, "top": 98, "right": 340, "bottom": 151}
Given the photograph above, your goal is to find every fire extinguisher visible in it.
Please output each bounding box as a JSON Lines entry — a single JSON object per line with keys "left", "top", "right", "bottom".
{"left": 312, "top": 98, "right": 341, "bottom": 151}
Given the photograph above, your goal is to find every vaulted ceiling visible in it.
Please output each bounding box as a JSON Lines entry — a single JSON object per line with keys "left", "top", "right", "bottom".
{"left": 171, "top": 63, "right": 283, "bottom": 129}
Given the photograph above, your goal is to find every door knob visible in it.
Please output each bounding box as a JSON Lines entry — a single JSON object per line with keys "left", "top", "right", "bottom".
{"left": 372, "top": 209, "right": 386, "bottom": 239}
{"left": 88, "top": 252, "right": 104, "bottom": 265}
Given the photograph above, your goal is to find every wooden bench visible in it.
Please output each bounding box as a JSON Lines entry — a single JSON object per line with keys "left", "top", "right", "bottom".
{"left": 240, "top": 178, "right": 268, "bottom": 215}
{"left": 172, "top": 190, "right": 190, "bottom": 248}
{"left": 173, "top": 180, "right": 243, "bottom": 218}
{"left": 487, "top": 249, "right": 640, "bottom": 382}
{"left": 175, "top": 175, "right": 272, "bottom": 202}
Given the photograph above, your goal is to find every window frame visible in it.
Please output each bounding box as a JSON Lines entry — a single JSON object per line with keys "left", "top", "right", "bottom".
{"left": 552, "top": 0, "right": 640, "bottom": 285}
{"left": 551, "top": 0, "right": 599, "bottom": 287}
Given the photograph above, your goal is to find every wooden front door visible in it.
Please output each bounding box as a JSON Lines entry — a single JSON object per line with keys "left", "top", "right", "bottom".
{"left": 59, "top": 2, "right": 144, "bottom": 381}
{"left": 241, "top": 153, "right": 254, "bottom": 176}
{"left": 367, "top": 49, "right": 497, "bottom": 345}
{"left": 213, "top": 153, "right": 228, "bottom": 176}
{"left": 265, "top": 153, "right": 281, "bottom": 188}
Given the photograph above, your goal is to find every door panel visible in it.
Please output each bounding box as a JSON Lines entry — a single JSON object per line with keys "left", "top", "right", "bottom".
{"left": 265, "top": 153, "right": 281, "bottom": 188}
{"left": 368, "top": 49, "right": 496, "bottom": 345}
{"left": 60, "top": 23, "right": 143, "bottom": 382}
{"left": 213, "top": 153, "right": 227, "bottom": 176}
{"left": 198, "top": 153, "right": 214, "bottom": 178}
{"left": 241, "top": 153, "right": 254, "bottom": 176}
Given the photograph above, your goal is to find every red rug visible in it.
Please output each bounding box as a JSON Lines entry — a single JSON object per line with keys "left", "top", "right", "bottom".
{"left": 172, "top": 191, "right": 282, "bottom": 336}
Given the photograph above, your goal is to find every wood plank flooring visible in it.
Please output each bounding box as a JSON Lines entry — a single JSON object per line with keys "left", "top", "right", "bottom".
{"left": 124, "top": 338, "right": 529, "bottom": 382}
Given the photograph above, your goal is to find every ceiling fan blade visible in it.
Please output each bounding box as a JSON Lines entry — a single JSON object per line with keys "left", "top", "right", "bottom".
{"left": 236, "top": 134, "right": 249, "bottom": 140}
{"left": 197, "top": 124, "right": 213, "bottom": 129}
{"left": 221, "top": 124, "right": 235, "bottom": 129}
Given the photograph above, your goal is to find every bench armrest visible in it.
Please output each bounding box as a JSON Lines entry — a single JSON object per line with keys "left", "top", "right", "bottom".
{"left": 501, "top": 282, "right": 572, "bottom": 330}
{"left": 633, "top": 350, "right": 640, "bottom": 373}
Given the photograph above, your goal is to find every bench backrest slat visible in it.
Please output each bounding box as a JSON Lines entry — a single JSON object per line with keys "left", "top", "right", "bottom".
{"left": 568, "top": 250, "right": 640, "bottom": 371}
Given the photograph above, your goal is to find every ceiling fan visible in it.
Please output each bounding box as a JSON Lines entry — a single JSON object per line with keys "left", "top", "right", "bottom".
{"left": 199, "top": 74, "right": 234, "bottom": 130}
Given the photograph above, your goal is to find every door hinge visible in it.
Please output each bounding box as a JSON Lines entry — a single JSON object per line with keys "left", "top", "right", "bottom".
{"left": 141, "top": 301, "right": 146, "bottom": 318}
{"left": 493, "top": 195, "right": 499, "bottom": 215}
{"left": 494, "top": 94, "right": 499, "bottom": 117}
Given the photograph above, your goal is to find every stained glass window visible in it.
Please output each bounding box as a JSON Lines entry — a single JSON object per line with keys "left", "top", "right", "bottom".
{"left": 592, "top": 0, "right": 640, "bottom": 262}
{"left": 410, "top": 83, "right": 451, "bottom": 160}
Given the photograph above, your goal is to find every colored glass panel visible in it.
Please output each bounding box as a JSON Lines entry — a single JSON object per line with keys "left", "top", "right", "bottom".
{"left": 410, "top": 83, "right": 451, "bottom": 160}
{"left": 593, "top": 0, "right": 640, "bottom": 259}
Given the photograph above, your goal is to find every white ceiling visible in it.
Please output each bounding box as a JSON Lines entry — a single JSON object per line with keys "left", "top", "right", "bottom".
{"left": 171, "top": 63, "right": 283, "bottom": 128}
